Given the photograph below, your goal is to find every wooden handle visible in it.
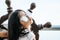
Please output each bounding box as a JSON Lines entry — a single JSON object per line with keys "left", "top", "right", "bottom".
{"left": 5, "top": 0, "right": 11, "bottom": 7}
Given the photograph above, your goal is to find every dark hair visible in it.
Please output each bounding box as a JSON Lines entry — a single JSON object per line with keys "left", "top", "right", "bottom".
{"left": 8, "top": 9, "right": 24, "bottom": 40}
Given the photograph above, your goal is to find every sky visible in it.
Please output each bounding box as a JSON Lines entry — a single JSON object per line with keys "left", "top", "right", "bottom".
{"left": 0, "top": 0, "right": 60, "bottom": 25}
{"left": 0, "top": 0, "right": 60, "bottom": 40}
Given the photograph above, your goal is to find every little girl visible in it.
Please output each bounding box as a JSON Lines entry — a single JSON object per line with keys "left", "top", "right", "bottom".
{"left": 8, "top": 3, "right": 36, "bottom": 40}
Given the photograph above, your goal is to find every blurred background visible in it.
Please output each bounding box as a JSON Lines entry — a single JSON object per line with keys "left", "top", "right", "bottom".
{"left": 0, "top": 0, "right": 60, "bottom": 40}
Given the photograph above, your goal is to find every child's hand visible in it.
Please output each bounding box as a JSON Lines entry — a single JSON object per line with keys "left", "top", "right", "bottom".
{"left": 0, "top": 30, "right": 8, "bottom": 38}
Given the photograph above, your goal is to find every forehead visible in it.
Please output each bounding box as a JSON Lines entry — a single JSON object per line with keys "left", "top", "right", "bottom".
{"left": 18, "top": 10, "right": 26, "bottom": 16}
{"left": 19, "top": 11, "right": 25, "bottom": 13}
